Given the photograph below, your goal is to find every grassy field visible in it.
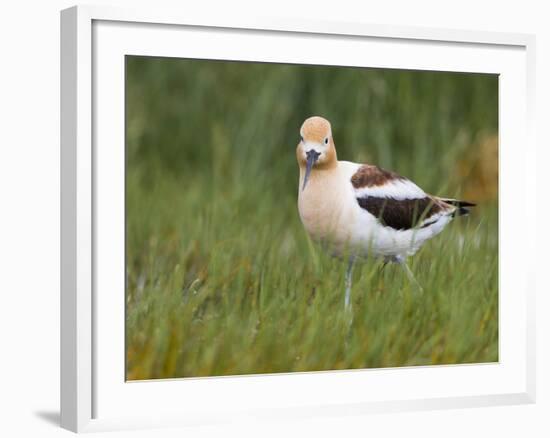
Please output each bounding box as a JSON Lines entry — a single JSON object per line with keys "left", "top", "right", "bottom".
{"left": 125, "top": 56, "right": 498, "bottom": 380}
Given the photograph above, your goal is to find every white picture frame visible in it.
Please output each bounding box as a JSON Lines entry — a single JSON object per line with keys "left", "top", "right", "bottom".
{"left": 60, "top": 4, "right": 536, "bottom": 433}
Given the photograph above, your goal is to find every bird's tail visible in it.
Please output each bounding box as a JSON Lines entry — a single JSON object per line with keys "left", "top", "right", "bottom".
{"left": 439, "top": 198, "right": 477, "bottom": 217}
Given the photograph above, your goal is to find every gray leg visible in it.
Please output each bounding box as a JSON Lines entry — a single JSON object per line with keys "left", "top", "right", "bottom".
{"left": 344, "top": 256, "right": 355, "bottom": 312}
{"left": 380, "top": 256, "right": 393, "bottom": 273}
{"left": 395, "top": 255, "right": 423, "bottom": 293}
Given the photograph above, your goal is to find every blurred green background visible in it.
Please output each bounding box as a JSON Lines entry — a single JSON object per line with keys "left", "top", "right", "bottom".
{"left": 126, "top": 56, "right": 498, "bottom": 380}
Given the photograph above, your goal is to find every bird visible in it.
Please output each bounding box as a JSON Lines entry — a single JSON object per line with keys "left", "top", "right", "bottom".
{"left": 296, "top": 116, "right": 475, "bottom": 312}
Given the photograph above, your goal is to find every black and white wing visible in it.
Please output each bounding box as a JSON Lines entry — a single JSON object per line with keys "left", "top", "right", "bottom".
{"left": 350, "top": 165, "right": 467, "bottom": 231}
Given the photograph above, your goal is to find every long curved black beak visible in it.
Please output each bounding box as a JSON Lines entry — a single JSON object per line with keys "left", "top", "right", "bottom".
{"left": 302, "top": 149, "right": 321, "bottom": 191}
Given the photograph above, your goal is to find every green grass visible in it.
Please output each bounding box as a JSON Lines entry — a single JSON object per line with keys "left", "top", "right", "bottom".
{"left": 125, "top": 56, "right": 498, "bottom": 379}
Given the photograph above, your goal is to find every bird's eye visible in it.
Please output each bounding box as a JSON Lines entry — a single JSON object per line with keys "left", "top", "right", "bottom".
{"left": 324, "top": 137, "right": 329, "bottom": 144}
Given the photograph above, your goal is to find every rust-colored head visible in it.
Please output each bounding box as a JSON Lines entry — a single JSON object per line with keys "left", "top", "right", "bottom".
{"left": 296, "top": 116, "right": 337, "bottom": 190}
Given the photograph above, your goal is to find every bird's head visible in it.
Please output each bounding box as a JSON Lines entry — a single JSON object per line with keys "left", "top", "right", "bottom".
{"left": 297, "top": 116, "right": 337, "bottom": 191}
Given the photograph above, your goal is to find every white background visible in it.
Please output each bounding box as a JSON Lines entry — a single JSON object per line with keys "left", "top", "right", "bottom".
{"left": 0, "top": 0, "right": 547, "bottom": 437}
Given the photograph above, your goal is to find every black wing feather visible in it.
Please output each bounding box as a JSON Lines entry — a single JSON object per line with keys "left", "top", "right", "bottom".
{"left": 356, "top": 196, "right": 444, "bottom": 230}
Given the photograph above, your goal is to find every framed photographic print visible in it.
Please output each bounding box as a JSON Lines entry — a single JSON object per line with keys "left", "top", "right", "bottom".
{"left": 61, "top": 4, "right": 536, "bottom": 433}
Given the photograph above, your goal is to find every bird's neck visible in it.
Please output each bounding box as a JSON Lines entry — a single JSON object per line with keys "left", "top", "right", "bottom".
{"left": 298, "top": 160, "right": 340, "bottom": 188}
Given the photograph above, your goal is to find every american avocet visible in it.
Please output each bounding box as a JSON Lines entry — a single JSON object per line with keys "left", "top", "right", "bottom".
{"left": 296, "top": 116, "right": 475, "bottom": 312}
